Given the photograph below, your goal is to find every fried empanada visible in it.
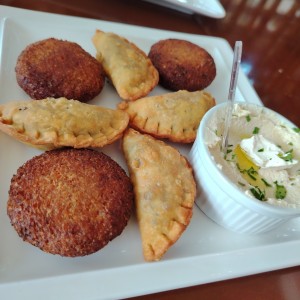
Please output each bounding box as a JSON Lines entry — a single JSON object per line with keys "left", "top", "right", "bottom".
{"left": 92, "top": 29, "right": 159, "bottom": 101}
{"left": 122, "top": 128, "right": 196, "bottom": 261}
{"left": 118, "top": 90, "right": 215, "bottom": 143}
{"left": 0, "top": 97, "right": 129, "bottom": 149}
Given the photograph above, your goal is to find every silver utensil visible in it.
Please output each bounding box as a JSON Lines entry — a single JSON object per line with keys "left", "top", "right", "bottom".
{"left": 221, "top": 41, "right": 243, "bottom": 153}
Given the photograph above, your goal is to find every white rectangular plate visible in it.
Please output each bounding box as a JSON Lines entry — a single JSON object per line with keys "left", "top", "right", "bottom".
{"left": 1, "top": 5, "right": 300, "bottom": 300}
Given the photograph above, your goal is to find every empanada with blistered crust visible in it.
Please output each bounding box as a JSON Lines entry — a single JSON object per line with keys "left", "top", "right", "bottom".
{"left": 0, "top": 97, "right": 129, "bottom": 150}
{"left": 92, "top": 29, "right": 159, "bottom": 101}
{"left": 122, "top": 128, "right": 196, "bottom": 261}
{"left": 118, "top": 90, "right": 215, "bottom": 143}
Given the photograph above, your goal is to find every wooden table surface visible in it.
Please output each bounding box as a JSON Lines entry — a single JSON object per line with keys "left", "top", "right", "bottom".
{"left": 1, "top": 0, "right": 300, "bottom": 299}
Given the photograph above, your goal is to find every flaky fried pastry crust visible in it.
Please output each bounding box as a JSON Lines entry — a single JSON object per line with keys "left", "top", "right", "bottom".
{"left": 118, "top": 90, "right": 215, "bottom": 143}
{"left": 92, "top": 30, "right": 159, "bottom": 101}
{"left": 0, "top": 97, "right": 129, "bottom": 149}
{"left": 122, "top": 128, "right": 196, "bottom": 261}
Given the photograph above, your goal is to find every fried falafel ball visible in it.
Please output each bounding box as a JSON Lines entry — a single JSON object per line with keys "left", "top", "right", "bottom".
{"left": 15, "top": 38, "right": 105, "bottom": 102}
{"left": 148, "top": 39, "right": 216, "bottom": 91}
{"left": 7, "top": 148, "right": 133, "bottom": 257}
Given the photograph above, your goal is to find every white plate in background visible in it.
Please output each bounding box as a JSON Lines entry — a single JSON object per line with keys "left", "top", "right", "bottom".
{"left": 143, "top": 0, "right": 226, "bottom": 18}
{"left": 1, "top": 5, "right": 300, "bottom": 300}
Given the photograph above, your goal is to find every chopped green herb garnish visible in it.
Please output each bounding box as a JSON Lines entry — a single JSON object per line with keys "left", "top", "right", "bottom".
{"left": 261, "top": 178, "right": 272, "bottom": 187}
{"left": 225, "top": 153, "right": 237, "bottom": 162}
{"left": 274, "top": 181, "right": 287, "bottom": 199}
{"left": 293, "top": 127, "right": 300, "bottom": 133}
{"left": 238, "top": 181, "right": 246, "bottom": 187}
{"left": 246, "top": 167, "right": 258, "bottom": 180}
{"left": 237, "top": 165, "right": 258, "bottom": 180}
{"left": 288, "top": 142, "right": 293, "bottom": 146}
{"left": 253, "top": 127, "right": 260, "bottom": 134}
{"left": 246, "top": 115, "right": 251, "bottom": 122}
{"left": 250, "top": 186, "right": 266, "bottom": 201}
{"left": 223, "top": 145, "right": 234, "bottom": 159}
{"left": 258, "top": 148, "right": 264, "bottom": 152}
{"left": 278, "top": 149, "right": 294, "bottom": 162}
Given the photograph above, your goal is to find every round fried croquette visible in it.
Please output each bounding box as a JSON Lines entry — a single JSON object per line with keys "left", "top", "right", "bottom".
{"left": 15, "top": 38, "right": 105, "bottom": 102}
{"left": 148, "top": 39, "right": 216, "bottom": 91}
{"left": 7, "top": 148, "right": 133, "bottom": 257}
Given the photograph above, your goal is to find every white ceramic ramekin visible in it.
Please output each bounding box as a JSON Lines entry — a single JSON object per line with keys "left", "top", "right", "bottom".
{"left": 189, "top": 102, "right": 300, "bottom": 234}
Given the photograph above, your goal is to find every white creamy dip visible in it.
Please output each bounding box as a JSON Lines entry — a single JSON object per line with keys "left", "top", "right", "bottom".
{"left": 204, "top": 103, "right": 300, "bottom": 208}
{"left": 240, "top": 134, "right": 298, "bottom": 170}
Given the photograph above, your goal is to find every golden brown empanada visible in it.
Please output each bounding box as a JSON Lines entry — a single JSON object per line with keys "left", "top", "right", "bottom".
{"left": 92, "top": 29, "right": 159, "bottom": 101}
{"left": 118, "top": 90, "right": 215, "bottom": 143}
{"left": 122, "top": 128, "right": 196, "bottom": 261}
{"left": 0, "top": 97, "right": 129, "bottom": 149}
